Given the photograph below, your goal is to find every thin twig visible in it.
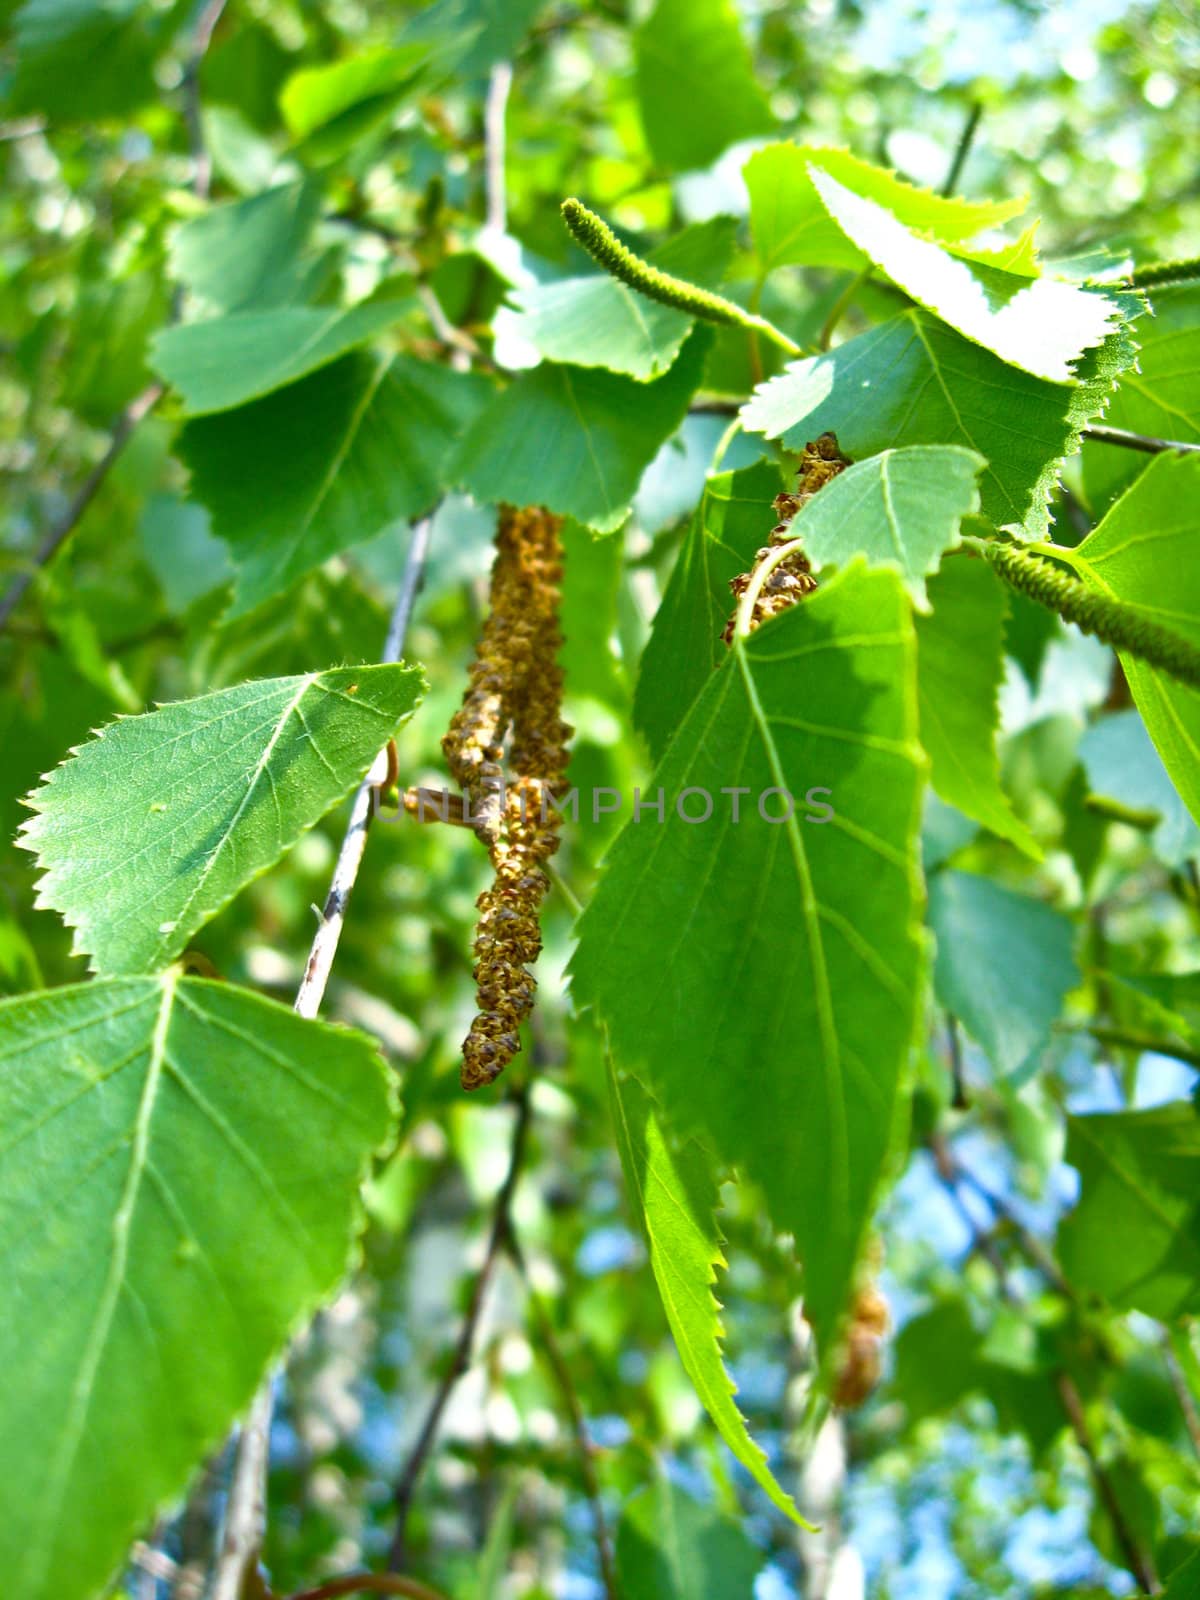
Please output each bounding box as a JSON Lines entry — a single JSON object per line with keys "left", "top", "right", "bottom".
{"left": 1082, "top": 423, "right": 1200, "bottom": 457}
{"left": 0, "top": 117, "right": 48, "bottom": 141}
{"left": 945, "top": 1015, "right": 968, "bottom": 1109}
{"left": 387, "top": 1084, "right": 533, "bottom": 1570}
{"left": 0, "top": 383, "right": 164, "bottom": 632}
{"left": 507, "top": 1239, "right": 617, "bottom": 1600}
{"left": 415, "top": 285, "right": 479, "bottom": 372}
{"left": 929, "top": 1134, "right": 1160, "bottom": 1594}
{"left": 1088, "top": 1023, "right": 1200, "bottom": 1070}
{"left": 283, "top": 1576, "right": 452, "bottom": 1600}
{"left": 212, "top": 1385, "right": 273, "bottom": 1600}
{"left": 818, "top": 266, "right": 870, "bottom": 351}
{"left": 1, "top": 0, "right": 229, "bottom": 636}
{"left": 214, "top": 516, "right": 434, "bottom": 1600}
{"left": 483, "top": 62, "right": 512, "bottom": 234}
{"left": 941, "top": 101, "right": 983, "bottom": 196}
{"left": 688, "top": 398, "right": 740, "bottom": 416}
{"left": 1056, "top": 1373, "right": 1159, "bottom": 1593}
{"left": 1162, "top": 1334, "right": 1200, "bottom": 1460}
{"left": 181, "top": 0, "right": 228, "bottom": 201}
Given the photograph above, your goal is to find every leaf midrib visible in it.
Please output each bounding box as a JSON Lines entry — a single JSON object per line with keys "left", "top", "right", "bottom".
{"left": 22, "top": 970, "right": 176, "bottom": 1592}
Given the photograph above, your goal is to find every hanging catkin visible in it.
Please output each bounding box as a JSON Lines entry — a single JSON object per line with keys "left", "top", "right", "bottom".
{"left": 831, "top": 1282, "right": 889, "bottom": 1409}
{"left": 722, "top": 432, "right": 851, "bottom": 644}
{"left": 441, "top": 505, "right": 572, "bottom": 1091}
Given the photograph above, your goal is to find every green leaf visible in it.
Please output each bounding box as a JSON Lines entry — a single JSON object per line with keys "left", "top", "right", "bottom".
{"left": 573, "top": 563, "right": 925, "bottom": 1351}
{"left": 560, "top": 519, "right": 629, "bottom": 710}
{"left": 497, "top": 219, "right": 737, "bottom": 381}
{"left": 1079, "top": 710, "right": 1200, "bottom": 869}
{"left": 741, "top": 306, "right": 1137, "bottom": 536}
{"left": 928, "top": 870, "right": 1078, "bottom": 1076}
{"left": 180, "top": 353, "right": 492, "bottom": 615}
{"left": 1082, "top": 283, "right": 1200, "bottom": 511}
{"left": 452, "top": 328, "right": 709, "bottom": 533}
{"left": 608, "top": 1062, "right": 806, "bottom": 1525}
{"left": 634, "top": 459, "right": 782, "bottom": 763}
{"left": 615, "top": 1469, "right": 765, "bottom": 1597}
{"left": 8, "top": 0, "right": 158, "bottom": 121}
{"left": 168, "top": 180, "right": 332, "bottom": 313}
{"left": 632, "top": 0, "right": 773, "bottom": 174}
{"left": 915, "top": 560, "right": 1041, "bottom": 857}
{"left": 793, "top": 445, "right": 982, "bottom": 607}
{"left": 744, "top": 143, "right": 1027, "bottom": 276}
{"left": 807, "top": 167, "right": 1121, "bottom": 383}
{"left": 1059, "top": 1104, "right": 1200, "bottom": 1319}
{"left": 20, "top": 665, "right": 425, "bottom": 975}
{"left": 138, "top": 495, "right": 233, "bottom": 614}
{"left": 402, "top": 0, "right": 545, "bottom": 76}
{"left": 1064, "top": 454, "right": 1200, "bottom": 830}
{"left": 0, "top": 971, "right": 392, "bottom": 1600}
{"left": 893, "top": 1299, "right": 983, "bottom": 1422}
{"left": 1164, "top": 1548, "right": 1200, "bottom": 1599}
{"left": 279, "top": 44, "right": 428, "bottom": 139}
{"left": 150, "top": 301, "right": 412, "bottom": 416}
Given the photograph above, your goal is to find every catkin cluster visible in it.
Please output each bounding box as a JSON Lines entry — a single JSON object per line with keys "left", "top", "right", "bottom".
{"left": 442, "top": 506, "right": 572, "bottom": 1091}
{"left": 976, "top": 538, "right": 1200, "bottom": 691}
{"left": 832, "top": 1282, "right": 889, "bottom": 1409}
{"left": 722, "top": 432, "right": 851, "bottom": 644}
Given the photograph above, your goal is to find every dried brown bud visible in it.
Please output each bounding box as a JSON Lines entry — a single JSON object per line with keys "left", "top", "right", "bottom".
{"left": 832, "top": 1281, "right": 889, "bottom": 1409}
{"left": 721, "top": 432, "right": 852, "bottom": 645}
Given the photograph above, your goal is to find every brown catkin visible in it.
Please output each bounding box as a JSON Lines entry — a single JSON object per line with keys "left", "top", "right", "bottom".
{"left": 832, "top": 1282, "right": 889, "bottom": 1409}
{"left": 722, "top": 431, "right": 852, "bottom": 645}
{"left": 444, "top": 506, "right": 572, "bottom": 1091}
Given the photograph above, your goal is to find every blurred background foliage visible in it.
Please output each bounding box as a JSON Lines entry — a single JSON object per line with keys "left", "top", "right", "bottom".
{"left": 2, "top": 0, "right": 1199, "bottom": 1597}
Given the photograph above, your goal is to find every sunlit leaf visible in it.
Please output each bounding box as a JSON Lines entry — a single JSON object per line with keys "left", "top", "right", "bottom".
{"left": 608, "top": 1063, "right": 807, "bottom": 1525}
{"left": 1059, "top": 1104, "right": 1200, "bottom": 1319}
{"left": 928, "top": 870, "right": 1078, "bottom": 1076}
{"left": 452, "top": 329, "right": 709, "bottom": 533}
{"left": 744, "top": 143, "right": 1026, "bottom": 275}
{"left": 150, "top": 301, "right": 412, "bottom": 415}
{"left": 741, "top": 305, "right": 1137, "bottom": 536}
{"left": 634, "top": 458, "right": 782, "bottom": 763}
{"left": 496, "top": 219, "right": 736, "bottom": 381}
{"left": 180, "top": 353, "right": 491, "bottom": 615}
{"left": 916, "top": 559, "right": 1040, "bottom": 857}
{"left": 20, "top": 666, "right": 425, "bottom": 975}
{"left": 1065, "top": 454, "right": 1200, "bottom": 829}
{"left": 0, "top": 972, "right": 392, "bottom": 1600}
{"left": 574, "top": 563, "right": 925, "bottom": 1352}
{"left": 633, "top": 0, "right": 772, "bottom": 173}
{"left": 808, "top": 167, "right": 1120, "bottom": 382}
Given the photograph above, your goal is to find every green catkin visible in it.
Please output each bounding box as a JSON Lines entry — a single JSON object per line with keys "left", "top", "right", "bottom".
{"left": 970, "top": 538, "right": 1200, "bottom": 692}
{"left": 560, "top": 197, "right": 802, "bottom": 355}
{"left": 1125, "top": 256, "right": 1200, "bottom": 289}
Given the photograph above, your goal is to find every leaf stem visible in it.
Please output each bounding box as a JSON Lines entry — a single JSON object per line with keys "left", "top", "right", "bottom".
{"left": 0, "top": 383, "right": 164, "bottom": 633}
{"left": 941, "top": 100, "right": 983, "bottom": 196}
{"left": 818, "top": 266, "right": 871, "bottom": 351}
{"left": 965, "top": 536, "right": 1200, "bottom": 691}
{"left": 735, "top": 537, "right": 808, "bottom": 639}
{"left": 506, "top": 1236, "right": 618, "bottom": 1600}
{"left": 929, "top": 1133, "right": 1160, "bottom": 1595}
{"left": 483, "top": 61, "right": 512, "bottom": 234}
{"left": 1081, "top": 423, "right": 1200, "bottom": 457}
{"left": 181, "top": 0, "right": 228, "bottom": 200}
{"left": 1061, "top": 1022, "right": 1200, "bottom": 1072}
{"left": 560, "top": 198, "right": 802, "bottom": 355}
